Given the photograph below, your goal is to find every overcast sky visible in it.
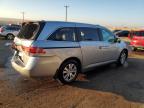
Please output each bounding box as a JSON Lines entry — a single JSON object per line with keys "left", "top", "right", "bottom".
{"left": 0, "top": 0, "right": 144, "bottom": 27}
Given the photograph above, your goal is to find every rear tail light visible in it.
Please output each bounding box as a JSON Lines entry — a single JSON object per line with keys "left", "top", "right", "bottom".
{"left": 0, "top": 28, "right": 4, "bottom": 33}
{"left": 21, "top": 46, "right": 46, "bottom": 55}
{"left": 11, "top": 42, "right": 16, "bottom": 50}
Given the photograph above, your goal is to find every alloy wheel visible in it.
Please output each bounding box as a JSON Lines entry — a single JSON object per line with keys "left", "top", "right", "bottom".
{"left": 120, "top": 52, "right": 127, "bottom": 65}
{"left": 63, "top": 63, "right": 77, "bottom": 82}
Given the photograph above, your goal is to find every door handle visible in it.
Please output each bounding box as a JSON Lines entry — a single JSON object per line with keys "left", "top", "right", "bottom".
{"left": 99, "top": 46, "right": 109, "bottom": 49}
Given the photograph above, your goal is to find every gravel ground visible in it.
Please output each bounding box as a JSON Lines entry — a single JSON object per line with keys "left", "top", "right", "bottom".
{"left": 0, "top": 39, "right": 144, "bottom": 108}
{"left": 0, "top": 38, "right": 12, "bottom": 67}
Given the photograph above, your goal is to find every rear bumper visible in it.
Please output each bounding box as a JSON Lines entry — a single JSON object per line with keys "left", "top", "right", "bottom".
{"left": 11, "top": 61, "right": 31, "bottom": 77}
{"left": 130, "top": 41, "right": 144, "bottom": 49}
{"left": 11, "top": 55, "right": 60, "bottom": 77}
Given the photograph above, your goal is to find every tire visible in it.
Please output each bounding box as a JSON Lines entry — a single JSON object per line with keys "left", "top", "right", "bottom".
{"left": 117, "top": 50, "right": 128, "bottom": 66}
{"left": 5, "top": 36, "right": 7, "bottom": 40}
{"left": 132, "top": 47, "right": 137, "bottom": 51}
{"left": 58, "top": 60, "right": 79, "bottom": 84}
{"left": 7, "top": 34, "right": 14, "bottom": 40}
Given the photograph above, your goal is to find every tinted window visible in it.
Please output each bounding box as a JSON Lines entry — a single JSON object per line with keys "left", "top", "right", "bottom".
{"left": 113, "top": 30, "right": 121, "bottom": 33}
{"left": 48, "top": 28, "right": 76, "bottom": 41}
{"left": 6, "top": 26, "right": 15, "bottom": 30}
{"left": 15, "top": 27, "right": 20, "bottom": 31}
{"left": 101, "top": 29, "right": 115, "bottom": 42}
{"left": 17, "top": 23, "right": 39, "bottom": 39}
{"left": 134, "top": 31, "right": 144, "bottom": 36}
{"left": 7, "top": 27, "right": 20, "bottom": 31}
{"left": 116, "top": 31, "right": 129, "bottom": 37}
{"left": 78, "top": 28, "right": 100, "bottom": 41}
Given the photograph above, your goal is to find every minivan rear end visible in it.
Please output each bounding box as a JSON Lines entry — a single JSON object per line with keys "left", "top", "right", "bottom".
{"left": 11, "top": 22, "right": 47, "bottom": 76}
{"left": 129, "top": 30, "right": 144, "bottom": 50}
{"left": 11, "top": 21, "right": 82, "bottom": 77}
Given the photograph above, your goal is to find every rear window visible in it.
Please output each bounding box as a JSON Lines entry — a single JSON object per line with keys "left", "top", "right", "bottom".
{"left": 17, "top": 23, "right": 39, "bottom": 39}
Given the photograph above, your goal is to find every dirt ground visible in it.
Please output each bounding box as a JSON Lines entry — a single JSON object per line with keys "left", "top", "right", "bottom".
{"left": 0, "top": 39, "right": 144, "bottom": 108}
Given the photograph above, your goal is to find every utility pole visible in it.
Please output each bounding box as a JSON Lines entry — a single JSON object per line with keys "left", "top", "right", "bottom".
{"left": 21, "top": 12, "right": 25, "bottom": 23}
{"left": 64, "top": 5, "right": 69, "bottom": 22}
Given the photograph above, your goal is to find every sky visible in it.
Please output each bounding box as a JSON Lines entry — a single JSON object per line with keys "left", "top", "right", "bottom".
{"left": 0, "top": 0, "right": 144, "bottom": 27}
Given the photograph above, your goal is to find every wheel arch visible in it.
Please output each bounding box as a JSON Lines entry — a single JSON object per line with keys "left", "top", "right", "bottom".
{"left": 54, "top": 57, "right": 82, "bottom": 79}
{"left": 60, "top": 57, "right": 82, "bottom": 71}
{"left": 7, "top": 33, "right": 14, "bottom": 36}
{"left": 122, "top": 48, "right": 128, "bottom": 58}
{"left": 6, "top": 33, "right": 15, "bottom": 40}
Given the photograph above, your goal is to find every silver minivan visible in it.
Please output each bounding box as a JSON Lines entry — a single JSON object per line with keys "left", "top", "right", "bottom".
{"left": 11, "top": 21, "right": 128, "bottom": 84}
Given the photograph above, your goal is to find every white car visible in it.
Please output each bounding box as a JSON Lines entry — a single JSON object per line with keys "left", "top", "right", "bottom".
{"left": 0, "top": 25, "right": 21, "bottom": 40}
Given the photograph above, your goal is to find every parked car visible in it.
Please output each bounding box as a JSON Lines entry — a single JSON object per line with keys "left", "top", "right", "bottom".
{"left": 113, "top": 30, "right": 121, "bottom": 33}
{"left": 129, "top": 30, "right": 144, "bottom": 51}
{"left": 0, "top": 25, "right": 21, "bottom": 40}
{"left": 11, "top": 21, "right": 128, "bottom": 84}
{"left": 115, "top": 30, "right": 130, "bottom": 37}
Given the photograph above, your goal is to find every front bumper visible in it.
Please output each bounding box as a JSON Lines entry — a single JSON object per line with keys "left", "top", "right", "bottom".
{"left": 0, "top": 33, "right": 6, "bottom": 37}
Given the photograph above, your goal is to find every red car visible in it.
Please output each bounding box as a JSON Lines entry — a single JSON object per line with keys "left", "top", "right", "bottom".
{"left": 129, "top": 30, "right": 144, "bottom": 51}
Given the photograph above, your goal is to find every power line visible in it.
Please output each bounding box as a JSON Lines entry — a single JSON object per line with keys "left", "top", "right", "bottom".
{"left": 64, "top": 5, "right": 69, "bottom": 22}
{"left": 21, "top": 12, "right": 25, "bottom": 23}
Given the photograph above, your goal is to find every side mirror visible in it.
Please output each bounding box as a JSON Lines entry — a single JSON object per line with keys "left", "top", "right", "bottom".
{"left": 115, "top": 38, "right": 121, "bottom": 43}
